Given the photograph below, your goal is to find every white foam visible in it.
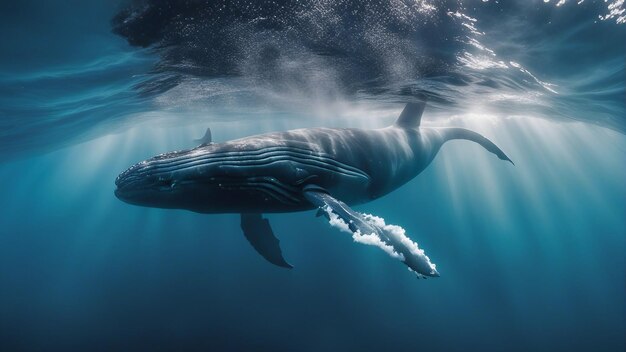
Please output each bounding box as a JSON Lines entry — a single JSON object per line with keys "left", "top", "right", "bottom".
{"left": 361, "top": 213, "right": 437, "bottom": 273}
{"left": 322, "top": 207, "right": 437, "bottom": 273}
{"left": 323, "top": 206, "right": 403, "bottom": 260}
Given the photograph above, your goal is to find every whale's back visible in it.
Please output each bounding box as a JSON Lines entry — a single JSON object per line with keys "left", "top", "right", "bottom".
{"left": 212, "top": 126, "right": 425, "bottom": 201}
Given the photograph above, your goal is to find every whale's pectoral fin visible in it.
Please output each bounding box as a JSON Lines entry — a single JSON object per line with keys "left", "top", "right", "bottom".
{"left": 302, "top": 187, "right": 379, "bottom": 236}
{"left": 302, "top": 185, "right": 440, "bottom": 278}
{"left": 240, "top": 213, "right": 293, "bottom": 269}
{"left": 195, "top": 127, "right": 213, "bottom": 145}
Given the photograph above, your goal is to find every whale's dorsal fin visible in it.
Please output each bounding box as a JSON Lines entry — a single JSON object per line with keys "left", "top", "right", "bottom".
{"left": 394, "top": 102, "right": 426, "bottom": 128}
{"left": 240, "top": 213, "right": 293, "bottom": 269}
{"left": 195, "top": 128, "right": 212, "bottom": 144}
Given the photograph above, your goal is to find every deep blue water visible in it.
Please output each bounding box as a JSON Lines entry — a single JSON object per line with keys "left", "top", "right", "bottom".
{"left": 1, "top": 1, "right": 624, "bottom": 351}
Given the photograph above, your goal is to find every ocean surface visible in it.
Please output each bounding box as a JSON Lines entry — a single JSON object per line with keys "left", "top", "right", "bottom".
{"left": 0, "top": 1, "right": 624, "bottom": 351}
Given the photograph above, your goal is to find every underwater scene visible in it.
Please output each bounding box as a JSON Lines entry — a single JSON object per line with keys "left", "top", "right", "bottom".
{"left": 0, "top": 1, "right": 624, "bottom": 351}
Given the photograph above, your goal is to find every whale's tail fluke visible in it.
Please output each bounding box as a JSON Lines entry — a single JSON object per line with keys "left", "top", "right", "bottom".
{"left": 439, "top": 128, "right": 514, "bottom": 165}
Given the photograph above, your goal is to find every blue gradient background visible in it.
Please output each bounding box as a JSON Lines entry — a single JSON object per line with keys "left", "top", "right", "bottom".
{"left": 0, "top": 1, "right": 624, "bottom": 351}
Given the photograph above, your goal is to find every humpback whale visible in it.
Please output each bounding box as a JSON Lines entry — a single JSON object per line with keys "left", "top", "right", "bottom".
{"left": 115, "top": 103, "right": 512, "bottom": 278}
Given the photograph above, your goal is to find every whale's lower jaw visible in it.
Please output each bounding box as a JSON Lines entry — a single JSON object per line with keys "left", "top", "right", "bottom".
{"left": 115, "top": 178, "right": 311, "bottom": 213}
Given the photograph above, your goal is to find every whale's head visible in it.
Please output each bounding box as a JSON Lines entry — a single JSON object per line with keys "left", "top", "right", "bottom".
{"left": 114, "top": 143, "right": 310, "bottom": 213}
{"left": 114, "top": 149, "right": 202, "bottom": 209}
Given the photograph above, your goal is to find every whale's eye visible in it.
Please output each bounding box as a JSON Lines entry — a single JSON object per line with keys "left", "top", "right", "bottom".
{"left": 155, "top": 177, "right": 173, "bottom": 190}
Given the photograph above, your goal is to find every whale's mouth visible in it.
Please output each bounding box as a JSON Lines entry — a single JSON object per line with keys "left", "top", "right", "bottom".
{"left": 113, "top": 186, "right": 129, "bottom": 202}
{"left": 115, "top": 171, "right": 142, "bottom": 200}
{"left": 114, "top": 178, "right": 147, "bottom": 203}
{"left": 114, "top": 160, "right": 177, "bottom": 203}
